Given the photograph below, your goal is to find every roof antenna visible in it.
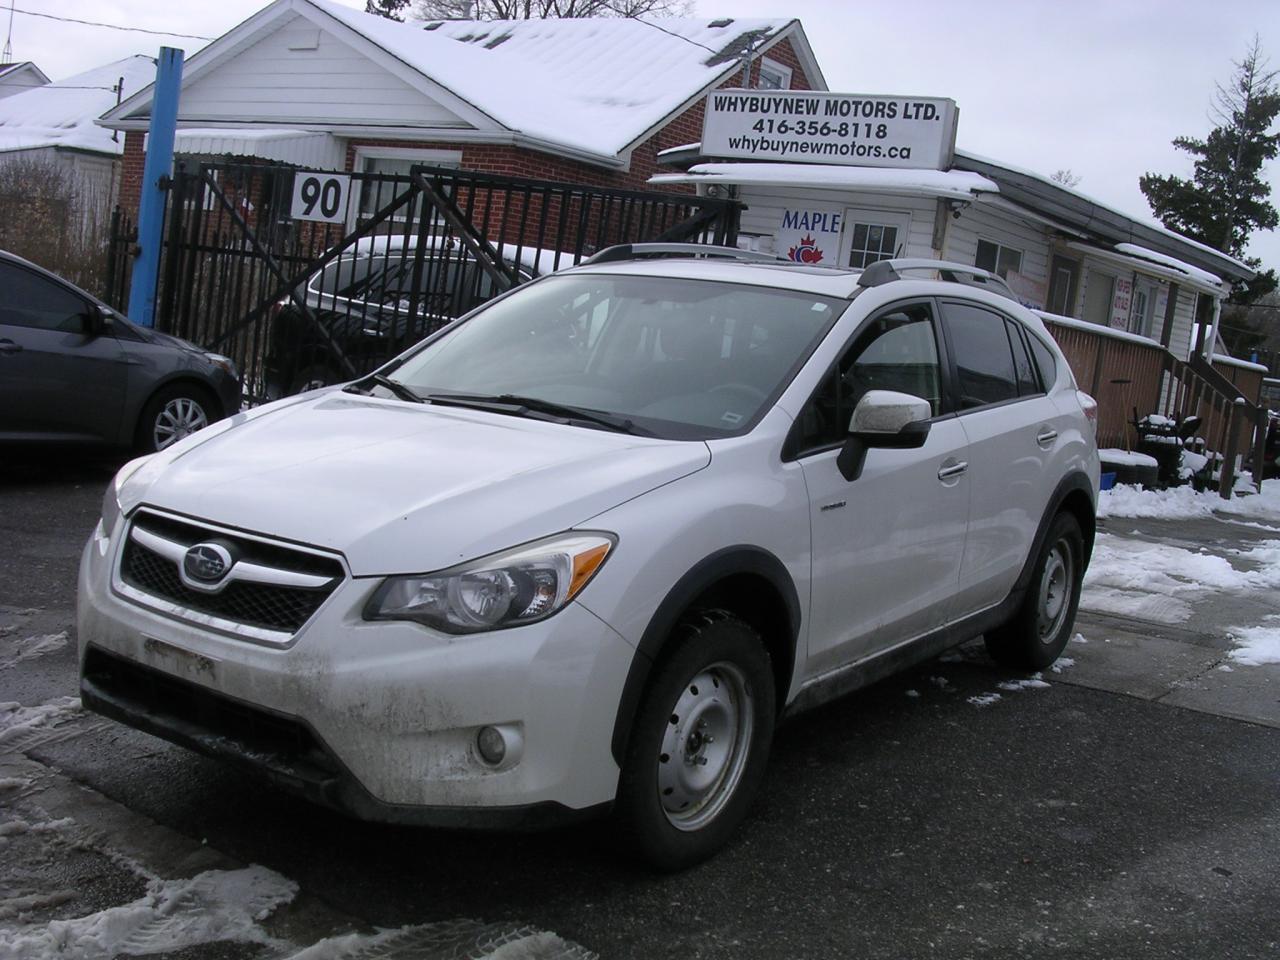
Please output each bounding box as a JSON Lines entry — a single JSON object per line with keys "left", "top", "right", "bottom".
{"left": 3, "top": 0, "right": 15, "bottom": 62}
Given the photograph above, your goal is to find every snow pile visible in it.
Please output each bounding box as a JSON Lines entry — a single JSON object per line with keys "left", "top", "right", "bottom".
{"left": 283, "top": 923, "right": 595, "bottom": 960}
{"left": 1228, "top": 622, "right": 1280, "bottom": 666}
{"left": 1, "top": 633, "right": 69, "bottom": 670}
{"left": 1099, "top": 479, "right": 1280, "bottom": 522}
{"left": 0, "top": 867, "right": 298, "bottom": 960}
{"left": 0, "top": 698, "right": 82, "bottom": 746}
{"left": 997, "top": 676, "right": 1051, "bottom": 692}
{"left": 967, "top": 693, "right": 1001, "bottom": 708}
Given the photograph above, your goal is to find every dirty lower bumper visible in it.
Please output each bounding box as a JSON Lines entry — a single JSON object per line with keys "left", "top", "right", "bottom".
{"left": 80, "top": 645, "right": 607, "bottom": 830}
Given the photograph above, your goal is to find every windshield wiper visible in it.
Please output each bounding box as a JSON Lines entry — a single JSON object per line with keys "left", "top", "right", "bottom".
{"left": 424, "top": 393, "right": 650, "bottom": 436}
{"left": 345, "top": 373, "right": 425, "bottom": 404}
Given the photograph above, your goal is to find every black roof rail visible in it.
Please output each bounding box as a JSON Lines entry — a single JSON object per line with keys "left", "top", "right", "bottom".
{"left": 582, "top": 243, "right": 785, "bottom": 266}
{"left": 857, "top": 258, "right": 1016, "bottom": 298}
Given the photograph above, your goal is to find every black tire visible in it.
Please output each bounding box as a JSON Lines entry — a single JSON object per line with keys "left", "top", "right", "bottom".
{"left": 615, "top": 610, "right": 776, "bottom": 871}
{"left": 985, "top": 513, "right": 1084, "bottom": 671}
{"left": 288, "top": 363, "right": 341, "bottom": 395}
{"left": 135, "top": 383, "right": 219, "bottom": 453}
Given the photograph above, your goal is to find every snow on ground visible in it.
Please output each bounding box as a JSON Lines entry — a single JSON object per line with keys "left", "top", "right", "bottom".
{"left": 1098, "top": 479, "right": 1280, "bottom": 522}
{"left": 0, "top": 633, "right": 68, "bottom": 670}
{"left": 283, "top": 924, "right": 593, "bottom": 960}
{"left": 1228, "top": 622, "right": 1280, "bottom": 666}
{"left": 967, "top": 693, "right": 1002, "bottom": 708}
{"left": 0, "top": 698, "right": 82, "bottom": 747}
{"left": 0, "top": 867, "right": 298, "bottom": 960}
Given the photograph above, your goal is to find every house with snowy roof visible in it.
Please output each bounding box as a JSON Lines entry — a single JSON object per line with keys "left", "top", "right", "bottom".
{"left": 98, "top": 0, "right": 824, "bottom": 215}
{"left": 0, "top": 56, "right": 157, "bottom": 228}
{"left": 0, "top": 61, "right": 50, "bottom": 100}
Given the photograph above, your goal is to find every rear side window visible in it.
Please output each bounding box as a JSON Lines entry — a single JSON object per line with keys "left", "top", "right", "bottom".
{"left": 1026, "top": 333, "right": 1058, "bottom": 389}
{"left": 943, "top": 301, "right": 1019, "bottom": 409}
{"left": 1006, "top": 320, "right": 1041, "bottom": 395}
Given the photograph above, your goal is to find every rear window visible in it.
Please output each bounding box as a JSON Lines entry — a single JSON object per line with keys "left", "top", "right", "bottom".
{"left": 1026, "top": 333, "right": 1058, "bottom": 389}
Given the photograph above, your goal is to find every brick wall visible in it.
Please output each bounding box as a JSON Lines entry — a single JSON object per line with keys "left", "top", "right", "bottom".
{"left": 118, "top": 131, "right": 145, "bottom": 214}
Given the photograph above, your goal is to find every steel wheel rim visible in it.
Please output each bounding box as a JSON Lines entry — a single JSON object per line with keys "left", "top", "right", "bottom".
{"left": 1037, "top": 540, "right": 1073, "bottom": 643}
{"left": 657, "top": 661, "right": 753, "bottom": 832}
{"left": 153, "top": 397, "right": 208, "bottom": 450}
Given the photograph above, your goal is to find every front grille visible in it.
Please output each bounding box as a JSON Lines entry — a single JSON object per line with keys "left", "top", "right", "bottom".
{"left": 119, "top": 511, "right": 344, "bottom": 635}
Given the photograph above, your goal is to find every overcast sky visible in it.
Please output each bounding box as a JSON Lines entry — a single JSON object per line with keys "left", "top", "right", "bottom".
{"left": 9, "top": 0, "right": 1280, "bottom": 269}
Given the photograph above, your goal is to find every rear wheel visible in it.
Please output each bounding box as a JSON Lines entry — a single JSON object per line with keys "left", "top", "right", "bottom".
{"left": 985, "top": 512, "right": 1084, "bottom": 670}
{"left": 615, "top": 610, "right": 775, "bottom": 871}
{"left": 135, "top": 383, "right": 218, "bottom": 453}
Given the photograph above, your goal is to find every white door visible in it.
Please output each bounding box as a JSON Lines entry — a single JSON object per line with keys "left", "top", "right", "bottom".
{"left": 839, "top": 209, "right": 912, "bottom": 270}
{"left": 938, "top": 299, "right": 1057, "bottom": 617}
{"left": 794, "top": 300, "right": 969, "bottom": 675}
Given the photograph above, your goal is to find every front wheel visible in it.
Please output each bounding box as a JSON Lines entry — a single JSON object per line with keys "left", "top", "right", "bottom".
{"left": 135, "top": 384, "right": 218, "bottom": 453}
{"left": 615, "top": 611, "right": 776, "bottom": 871}
{"left": 985, "top": 512, "right": 1084, "bottom": 670}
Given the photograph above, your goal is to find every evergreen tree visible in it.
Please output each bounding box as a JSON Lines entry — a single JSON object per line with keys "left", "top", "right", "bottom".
{"left": 1140, "top": 36, "right": 1280, "bottom": 355}
{"left": 366, "top": 0, "right": 411, "bottom": 20}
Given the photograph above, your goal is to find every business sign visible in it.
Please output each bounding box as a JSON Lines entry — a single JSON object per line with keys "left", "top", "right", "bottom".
{"left": 290, "top": 171, "right": 351, "bottom": 224}
{"left": 702, "top": 91, "right": 958, "bottom": 170}
{"left": 1109, "top": 276, "right": 1134, "bottom": 330}
{"left": 775, "top": 207, "right": 842, "bottom": 265}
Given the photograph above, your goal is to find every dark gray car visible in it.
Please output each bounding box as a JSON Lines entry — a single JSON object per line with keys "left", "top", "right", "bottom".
{"left": 0, "top": 251, "right": 241, "bottom": 452}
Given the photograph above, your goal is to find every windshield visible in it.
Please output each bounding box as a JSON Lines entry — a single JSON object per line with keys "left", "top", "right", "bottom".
{"left": 386, "top": 274, "right": 844, "bottom": 439}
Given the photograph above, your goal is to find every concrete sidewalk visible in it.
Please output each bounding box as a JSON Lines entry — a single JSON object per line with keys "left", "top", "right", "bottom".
{"left": 1059, "top": 512, "right": 1280, "bottom": 730}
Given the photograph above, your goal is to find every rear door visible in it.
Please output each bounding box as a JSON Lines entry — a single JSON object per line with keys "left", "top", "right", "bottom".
{"left": 0, "top": 260, "right": 128, "bottom": 443}
{"left": 794, "top": 300, "right": 970, "bottom": 675}
{"left": 938, "top": 299, "right": 1059, "bottom": 617}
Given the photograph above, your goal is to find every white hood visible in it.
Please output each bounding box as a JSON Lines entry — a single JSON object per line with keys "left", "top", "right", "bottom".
{"left": 124, "top": 392, "right": 709, "bottom": 575}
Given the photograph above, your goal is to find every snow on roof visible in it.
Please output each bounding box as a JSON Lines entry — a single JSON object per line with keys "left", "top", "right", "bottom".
{"left": 650, "top": 162, "right": 998, "bottom": 200}
{"left": 954, "top": 148, "right": 1253, "bottom": 277}
{"left": 310, "top": 0, "right": 797, "bottom": 160}
{"left": 0, "top": 62, "right": 50, "bottom": 85}
{"left": 0, "top": 56, "right": 154, "bottom": 156}
{"left": 1114, "top": 243, "right": 1224, "bottom": 289}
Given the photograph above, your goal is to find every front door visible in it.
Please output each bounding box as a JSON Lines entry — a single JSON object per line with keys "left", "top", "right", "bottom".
{"left": 794, "top": 300, "right": 969, "bottom": 675}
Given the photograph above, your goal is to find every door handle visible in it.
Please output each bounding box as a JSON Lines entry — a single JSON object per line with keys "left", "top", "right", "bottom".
{"left": 1036, "top": 428, "right": 1059, "bottom": 447}
{"left": 938, "top": 459, "right": 968, "bottom": 481}
{"left": 0, "top": 339, "right": 21, "bottom": 355}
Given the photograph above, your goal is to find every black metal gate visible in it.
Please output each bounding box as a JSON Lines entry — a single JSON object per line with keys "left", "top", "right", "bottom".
{"left": 109, "top": 162, "right": 740, "bottom": 406}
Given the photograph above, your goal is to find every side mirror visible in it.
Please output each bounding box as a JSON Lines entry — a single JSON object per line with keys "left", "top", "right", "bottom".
{"left": 84, "top": 304, "right": 114, "bottom": 337}
{"left": 837, "top": 390, "right": 933, "bottom": 482}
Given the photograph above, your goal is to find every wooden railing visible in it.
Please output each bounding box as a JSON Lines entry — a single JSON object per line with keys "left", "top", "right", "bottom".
{"left": 1038, "top": 312, "right": 1268, "bottom": 493}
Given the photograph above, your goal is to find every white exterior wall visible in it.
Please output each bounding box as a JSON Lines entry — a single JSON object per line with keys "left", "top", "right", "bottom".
{"left": 943, "top": 202, "right": 1051, "bottom": 309}
{"left": 0, "top": 65, "right": 48, "bottom": 100}
{"left": 170, "top": 14, "right": 468, "bottom": 128}
{"left": 735, "top": 185, "right": 938, "bottom": 263}
{"left": 1168, "top": 287, "right": 1198, "bottom": 360}
{"left": 0, "top": 146, "right": 119, "bottom": 241}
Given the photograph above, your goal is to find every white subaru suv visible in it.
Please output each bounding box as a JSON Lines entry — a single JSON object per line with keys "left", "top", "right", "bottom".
{"left": 78, "top": 246, "right": 1098, "bottom": 869}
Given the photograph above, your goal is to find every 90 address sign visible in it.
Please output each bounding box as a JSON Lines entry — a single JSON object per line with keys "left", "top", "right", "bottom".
{"left": 290, "top": 172, "right": 351, "bottom": 223}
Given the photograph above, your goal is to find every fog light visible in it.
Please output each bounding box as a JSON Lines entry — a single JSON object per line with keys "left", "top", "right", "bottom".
{"left": 476, "top": 725, "right": 506, "bottom": 765}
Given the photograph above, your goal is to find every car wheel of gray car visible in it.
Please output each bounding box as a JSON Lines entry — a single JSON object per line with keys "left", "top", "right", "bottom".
{"left": 136, "top": 384, "right": 217, "bottom": 453}
{"left": 615, "top": 610, "right": 775, "bottom": 871}
{"left": 289, "top": 364, "right": 341, "bottom": 395}
{"left": 985, "top": 512, "right": 1084, "bottom": 671}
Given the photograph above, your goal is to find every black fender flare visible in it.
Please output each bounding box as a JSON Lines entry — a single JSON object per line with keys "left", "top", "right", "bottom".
{"left": 609, "top": 545, "right": 801, "bottom": 767}
{"left": 1014, "top": 470, "right": 1097, "bottom": 595}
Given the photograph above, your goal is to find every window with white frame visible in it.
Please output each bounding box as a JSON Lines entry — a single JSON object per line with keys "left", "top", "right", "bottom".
{"left": 757, "top": 57, "right": 792, "bottom": 90}
{"left": 975, "top": 238, "right": 1024, "bottom": 279}
{"left": 352, "top": 146, "right": 463, "bottom": 224}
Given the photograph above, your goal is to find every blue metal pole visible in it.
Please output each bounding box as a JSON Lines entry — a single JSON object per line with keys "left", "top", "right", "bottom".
{"left": 127, "top": 47, "right": 184, "bottom": 328}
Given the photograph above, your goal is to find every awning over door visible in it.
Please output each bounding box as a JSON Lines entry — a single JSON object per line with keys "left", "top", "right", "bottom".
{"left": 149, "top": 128, "right": 345, "bottom": 170}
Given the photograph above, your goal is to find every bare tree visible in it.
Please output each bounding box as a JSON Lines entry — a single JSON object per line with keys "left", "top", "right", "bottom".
{"left": 1050, "top": 169, "right": 1081, "bottom": 189}
{"left": 414, "top": 0, "right": 690, "bottom": 19}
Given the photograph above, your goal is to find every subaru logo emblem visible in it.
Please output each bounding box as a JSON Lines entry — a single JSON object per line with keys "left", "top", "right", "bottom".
{"left": 183, "top": 542, "right": 233, "bottom": 583}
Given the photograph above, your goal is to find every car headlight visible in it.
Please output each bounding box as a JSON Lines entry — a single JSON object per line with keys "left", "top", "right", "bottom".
{"left": 100, "top": 455, "right": 153, "bottom": 536}
{"left": 365, "top": 532, "right": 616, "bottom": 634}
{"left": 203, "top": 352, "right": 238, "bottom": 378}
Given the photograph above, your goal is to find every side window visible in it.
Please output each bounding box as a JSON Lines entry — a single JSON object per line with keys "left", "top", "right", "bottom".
{"left": 1027, "top": 333, "right": 1058, "bottom": 389}
{"left": 944, "top": 301, "right": 1019, "bottom": 409}
{"left": 792, "top": 303, "right": 942, "bottom": 455}
{"left": 0, "top": 262, "right": 88, "bottom": 332}
{"left": 1006, "top": 319, "right": 1040, "bottom": 395}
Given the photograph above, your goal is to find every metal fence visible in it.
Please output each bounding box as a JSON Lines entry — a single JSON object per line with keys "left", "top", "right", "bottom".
{"left": 107, "top": 162, "right": 740, "bottom": 406}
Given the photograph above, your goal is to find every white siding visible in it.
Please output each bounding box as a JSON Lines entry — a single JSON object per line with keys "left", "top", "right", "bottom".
{"left": 1168, "top": 287, "right": 1197, "bottom": 361}
{"left": 167, "top": 15, "right": 469, "bottom": 128}
{"left": 736, "top": 186, "right": 938, "bottom": 263}
{"left": 0, "top": 65, "right": 48, "bottom": 100}
{"left": 943, "top": 203, "right": 1051, "bottom": 308}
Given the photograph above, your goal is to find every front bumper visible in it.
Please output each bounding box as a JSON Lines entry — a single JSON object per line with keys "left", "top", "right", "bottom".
{"left": 77, "top": 516, "right": 637, "bottom": 822}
